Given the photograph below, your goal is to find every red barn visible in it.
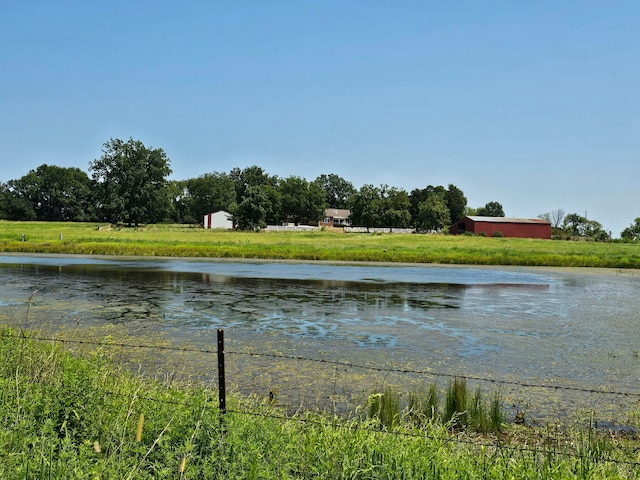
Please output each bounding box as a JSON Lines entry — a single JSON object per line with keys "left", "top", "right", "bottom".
{"left": 449, "top": 216, "right": 551, "bottom": 239}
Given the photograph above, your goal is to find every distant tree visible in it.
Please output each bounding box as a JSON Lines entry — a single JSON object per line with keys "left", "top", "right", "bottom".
{"left": 550, "top": 208, "right": 565, "bottom": 229}
{"left": 476, "top": 201, "right": 505, "bottom": 217}
{"left": 409, "top": 184, "right": 465, "bottom": 227}
{"left": 230, "top": 165, "right": 277, "bottom": 200}
{"left": 562, "top": 213, "right": 586, "bottom": 237}
{"left": 349, "top": 184, "right": 382, "bottom": 230}
{"left": 235, "top": 185, "right": 268, "bottom": 230}
{"left": 379, "top": 185, "right": 411, "bottom": 228}
{"left": 562, "top": 213, "right": 608, "bottom": 240}
{"left": 538, "top": 212, "right": 551, "bottom": 223}
{"left": 0, "top": 183, "right": 6, "bottom": 218}
{"left": 349, "top": 184, "right": 411, "bottom": 229}
{"left": 621, "top": 218, "right": 640, "bottom": 240}
{"left": 166, "top": 180, "right": 190, "bottom": 223}
{"left": 444, "top": 184, "right": 467, "bottom": 222}
{"left": 409, "top": 185, "right": 445, "bottom": 224}
{"left": 0, "top": 181, "right": 36, "bottom": 220}
{"left": 465, "top": 207, "right": 478, "bottom": 216}
{"left": 313, "top": 174, "right": 355, "bottom": 209}
{"left": 0, "top": 165, "right": 93, "bottom": 221}
{"left": 89, "top": 138, "right": 172, "bottom": 226}
{"left": 184, "top": 172, "right": 236, "bottom": 222}
{"left": 262, "top": 184, "right": 283, "bottom": 225}
{"left": 34, "top": 165, "right": 93, "bottom": 221}
{"left": 279, "top": 176, "right": 326, "bottom": 225}
{"left": 416, "top": 193, "right": 451, "bottom": 231}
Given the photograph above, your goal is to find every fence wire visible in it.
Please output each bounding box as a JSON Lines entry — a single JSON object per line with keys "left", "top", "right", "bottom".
{"left": 17, "top": 332, "right": 640, "bottom": 399}
{"left": 4, "top": 329, "right": 640, "bottom": 470}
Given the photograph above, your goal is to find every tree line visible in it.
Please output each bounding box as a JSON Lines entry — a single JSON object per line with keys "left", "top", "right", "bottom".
{"left": 1, "top": 138, "right": 638, "bottom": 240}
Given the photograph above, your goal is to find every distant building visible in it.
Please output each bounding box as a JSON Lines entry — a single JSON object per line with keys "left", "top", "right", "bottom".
{"left": 204, "top": 210, "right": 234, "bottom": 229}
{"left": 449, "top": 216, "right": 551, "bottom": 239}
{"left": 319, "top": 208, "right": 351, "bottom": 228}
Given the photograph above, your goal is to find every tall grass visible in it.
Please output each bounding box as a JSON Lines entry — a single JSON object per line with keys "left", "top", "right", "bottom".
{"left": 0, "top": 328, "right": 638, "bottom": 478}
{"left": 368, "top": 379, "right": 504, "bottom": 434}
{"left": 1, "top": 220, "right": 640, "bottom": 268}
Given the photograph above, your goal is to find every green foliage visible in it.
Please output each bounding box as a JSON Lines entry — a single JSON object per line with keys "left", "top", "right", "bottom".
{"left": 0, "top": 165, "right": 93, "bottom": 221}
{"left": 313, "top": 173, "right": 356, "bottom": 209}
{"left": 476, "top": 201, "right": 505, "bottom": 217}
{"left": 349, "top": 184, "right": 382, "bottom": 229}
{"left": 492, "top": 230, "right": 504, "bottom": 237}
{"left": 349, "top": 184, "right": 412, "bottom": 228}
{"left": 407, "top": 383, "right": 439, "bottom": 427}
{"left": 367, "top": 388, "right": 401, "bottom": 429}
{"left": 562, "top": 213, "right": 609, "bottom": 241}
{"left": 621, "top": 217, "right": 640, "bottom": 241}
{"left": 444, "top": 377, "right": 469, "bottom": 428}
{"left": 444, "top": 184, "right": 467, "bottom": 223}
{"left": 367, "top": 380, "right": 504, "bottom": 435}
{"left": 416, "top": 192, "right": 451, "bottom": 231}
{"left": 235, "top": 185, "right": 268, "bottom": 230}
{"left": 90, "top": 138, "right": 172, "bottom": 226}
{"left": 279, "top": 175, "right": 326, "bottom": 225}
{"left": 410, "top": 184, "right": 467, "bottom": 229}
{"left": 182, "top": 172, "right": 236, "bottom": 222}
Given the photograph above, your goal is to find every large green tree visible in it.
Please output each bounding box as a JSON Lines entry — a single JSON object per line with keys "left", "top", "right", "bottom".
{"left": 350, "top": 184, "right": 411, "bottom": 229}
{"left": 415, "top": 193, "right": 451, "bottom": 231}
{"left": 184, "top": 172, "right": 236, "bottom": 223}
{"left": 89, "top": 138, "right": 172, "bottom": 226}
{"left": 409, "top": 184, "right": 466, "bottom": 227}
{"left": 230, "top": 166, "right": 282, "bottom": 228}
{"left": 444, "top": 184, "right": 467, "bottom": 222}
{"left": 235, "top": 185, "right": 269, "bottom": 230}
{"left": 0, "top": 165, "right": 93, "bottom": 221}
{"left": 379, "top": 185, "right": 411, "bottom": 228}
{"left": 0, "top": 181, "right": 36, "bottom": 220}
{"left": 349, "top": 184, "right": 382, "bottom": 230}
{"left": 562, "top": 213, "right": 608, "bottom": 240}
{"left": 621, "top": 218, "right": 640, "bottom": 240}
{"left": 313, "top": 174, "right": 355, "bottom": 209}
{"left": 476, "top": 201, "right": 505, "bottom": 217}
{"left": 279, "top": 176, "right": 326, "bottom": 225}
{"left": 230, "top": 165, "right": 277, "bottom": 200}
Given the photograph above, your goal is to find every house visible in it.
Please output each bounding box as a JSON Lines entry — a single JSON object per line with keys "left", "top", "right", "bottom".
{"left": 319, "top": 209, "right": 351, "bottom": 228}
{"left": 204, "top": 210, "right": 234, "bottom": 229}
{"left": 449, "top": 216, "right": 551, "bottom": 239}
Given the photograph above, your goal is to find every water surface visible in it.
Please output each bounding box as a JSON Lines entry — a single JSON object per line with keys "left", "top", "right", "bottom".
{"left": 1, "top": 254, "right": 638, "bottom": 423}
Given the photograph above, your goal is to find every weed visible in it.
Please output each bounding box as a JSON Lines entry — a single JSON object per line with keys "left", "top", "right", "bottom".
{"left": 366, "top": 387, "right": 400, "bottom": 429}
{"left": 444, "top": 377, "right": 468, "bottom": 428}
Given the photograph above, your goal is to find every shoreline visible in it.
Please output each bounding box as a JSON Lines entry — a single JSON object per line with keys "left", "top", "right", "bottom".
{"left": 2, "top": 250, "right": 639, "bottom": 276}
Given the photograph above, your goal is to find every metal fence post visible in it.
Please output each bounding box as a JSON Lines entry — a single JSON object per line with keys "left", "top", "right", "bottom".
{"left": 217, "top": 328, "right": 226, "bottom": 415}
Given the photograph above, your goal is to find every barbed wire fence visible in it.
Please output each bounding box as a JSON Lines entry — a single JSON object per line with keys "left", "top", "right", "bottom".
{"left": 4, "top": 327, "right": 640, "bottom": 470}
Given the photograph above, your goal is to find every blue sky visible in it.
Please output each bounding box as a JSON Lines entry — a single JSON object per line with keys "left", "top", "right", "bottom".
{"left": 1, "top": 1, "right": 638, "bottom": 236}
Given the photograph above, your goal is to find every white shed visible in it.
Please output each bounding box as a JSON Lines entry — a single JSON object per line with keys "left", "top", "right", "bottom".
{"left": 204, "top": 211, "right": 234, "bottom": 229}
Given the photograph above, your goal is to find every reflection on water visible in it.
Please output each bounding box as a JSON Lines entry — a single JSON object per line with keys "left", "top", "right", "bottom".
{"left": 1, "top": 256, "right": 639, "bottom": 423}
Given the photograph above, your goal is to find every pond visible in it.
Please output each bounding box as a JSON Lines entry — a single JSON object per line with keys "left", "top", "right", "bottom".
{"left": 0, "top": 254, "right": 639, "bottom": 425}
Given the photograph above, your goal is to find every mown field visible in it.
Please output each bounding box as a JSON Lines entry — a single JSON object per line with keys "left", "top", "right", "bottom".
{"left": 1, "top": 220, "right": 640, "bottom": 268}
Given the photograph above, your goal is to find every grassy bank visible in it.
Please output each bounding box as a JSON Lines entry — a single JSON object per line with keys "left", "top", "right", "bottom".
{"left": 1, "top": 221, "right": 640, "bottom": 268}
{"left": 1, "top": 328, "right": 639, "bottom": 479}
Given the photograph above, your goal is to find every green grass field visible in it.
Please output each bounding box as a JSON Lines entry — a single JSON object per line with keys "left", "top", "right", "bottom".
{"left": 1, "top": 220, "right": 640, "bottom": 268}
{"left": 1, "top": 328, "right": 638, "bottom": 479}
